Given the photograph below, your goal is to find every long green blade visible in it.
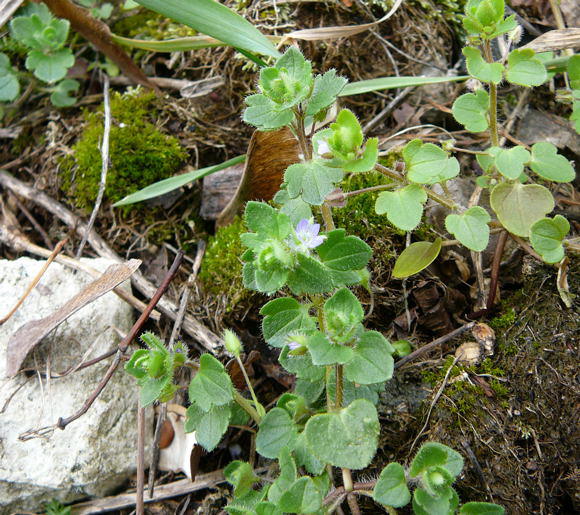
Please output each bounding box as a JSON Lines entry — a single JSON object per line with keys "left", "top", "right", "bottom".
{"left": 113, "top": 155, "right": 246, "bottom": 207}
{"left": 135, "top": 0, "right": 280, "bottom": 58}
{"left": 111, "top": 33, "right": 224, "bottom": 52}
{"left": 340, "top": 75, "right": 469, "bottom": 96}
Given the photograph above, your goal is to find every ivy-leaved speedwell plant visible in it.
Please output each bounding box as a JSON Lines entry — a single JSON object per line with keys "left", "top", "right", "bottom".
{"left": 123, "top": 11, "right": 541, "bottom": 508}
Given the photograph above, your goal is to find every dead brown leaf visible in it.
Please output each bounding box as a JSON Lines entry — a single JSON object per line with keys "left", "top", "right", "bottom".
{"left": 216, "top": 128, "right": 300, "bottom": 227}
{"left": 5, "top": 259, "right": 141, "bottom": 377}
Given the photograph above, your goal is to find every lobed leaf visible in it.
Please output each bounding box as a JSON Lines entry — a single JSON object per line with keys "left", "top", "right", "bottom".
{"left": 373, "top": 462, "right": 411, "bottom": 508}
{"left": 375, "top": 184, "right": 427, "bottom": 231}
{"left": 188, "top": 354, "right": 234, "bottom": 411}
{"left": 490, "top": 182, "right": 554, "bottom": 237}
{"left": 445, "top": 206, "right": 491, "bottom": 252}
{"left": 452, "top": 90, "right": 489, "bottom": 132}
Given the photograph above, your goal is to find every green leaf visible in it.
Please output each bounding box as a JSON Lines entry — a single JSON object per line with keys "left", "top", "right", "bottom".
{"left": 392, "top": 238, "right": 442, "bottom": 278}
{"left": 287, "top": 253, "right": 334, "bottom": 295}
{"left": 267, "top": 448, "right": 297, "bottom": 504}
{"left": 256, "top": 407, "right": 298, "bottom": 459}
{"left": 224, "top": 461, "right": 260, "bottom": 497}
{"left": 226, "top": 488, "right": 268, "bottom": 515}
{"left": 306, "top": 69, "right": 347, "bottom": 116}
{"left": 460, "top": 502, "right": 506, "bottom": 514}
{"left": 324, "top": 287, "right": 364, "bottom": 335}
{"left": 188, "top": 354, "right": 234, "bottom": 411}
{"left": 260, "top": 47, "right": 312, "bottom": 108}
{"left": 327, "top": 109, "right": 363, "bottom": 157}
{"left": 571, "top": 93, "right": 580, "bottom": 134}
{"left": 185, "top": 403, "right": 231, "bottom": 451}
{"left": 275, "top": 189, "right": 313, "bottom": 225}
{"left": 568, "top": 55, "right": 580, "bottom": 90}
{"left": 375, "top": 184, "right": 427, "bottom": 231}
{"left": 529, "top": 142, "right": 575, "bottom": 182}
{"left": 255, "top": 502, "right": 283, "bottom": 515}
{"left": 285, "top": 161, "right": 344, "bottom": 206}
{"left": 463, "top": 47, "right": 503, "bottom": 84}
{"left": 305, "top": 399, "right": 380, "bottom": 469}
{"left": 243, "top": 94, "right": 294, "bottom": 130}
{"left": 308, "top": 331, "right": 354, "bottom": 365}
{"left": 410, "top": 442, "right": 464, "bottom": 478}
{"left": 26, "top": 48, "right": 74, "bottom": 83}
{"left": 260, "top": 297, "right": 316, "bottom": 348}
{"left": 373, "top": 462, "right": 411, "bottom": 508}
{"left": 403, "top": 139, "right": 459, "bottom": 185}
{"left": 294, "top": 378, "right": 325, "bottom": 406}
{"left": 423, "top": 466, "right": 455, "bottom": 497}
{"left": 140, "top": 376, "right": 170, "bottom": 406}
{"left": 50, "top": 79, "right": 79, "bottom": 107}
{"left": 245, "top": 201, "right": 292, "bottom": 238}
{"left": 344, "top": 330, "right": 394, "bottom": 384}
{"left": 317, "top": 229, "right": 372, "bottom": 271}
{"left": 278, "top": 477, "right": 323, "bottom": 514}
{"left": 340, "top": 75, "right": 468, "bottom": 96}
{"left": 0, "top": 53, "right": 20, "bottom": 101}
{"left": 530, "top": 215, "right": 569, "bottom": 263}
{"left": 506, "top": 48, "right": 547, "bottom": 87}
{"left": 293, "top": 432, "right": 325, "bottom": 475}
{"left": 342, "top": 137, "right": 379, "bottom": 173}
{"left": 413, "top": 487, "right": 458, "bottom": 515}
{"left": 444, "top": 206, "right": 491, "bottom": 252}
{"left": 493, "top": 146, "right": 531, "bottom": 179}
{"left": 392, "top": 339, "right": 412, "bottom": 357}
{"left": 135, "top": 0, "right": 280, "bottom": 58}
{"left": 490, "top": 182, "right": 554, "bottom": 237}
{"left": 113, "top": 155, "right": 245, "bottom": 206}
{"left": 452, "top": 89, "right": 490, "bottom": 132}
{"left": 124, "top": 349, "right": 149, "bottom": 379}
{"left": 279, "top": 346, "right": 325, "bottom": 381}
{"left": 254, "top": 266, "right": 289, "bottom": 294}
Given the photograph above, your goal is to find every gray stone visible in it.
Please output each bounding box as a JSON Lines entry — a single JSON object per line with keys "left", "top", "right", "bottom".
{"left": 0, "top": 258, "right": 146, "bottom": 512}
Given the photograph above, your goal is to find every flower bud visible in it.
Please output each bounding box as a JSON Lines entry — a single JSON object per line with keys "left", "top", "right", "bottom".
{"left": 224, "top": 329, "right": 242, "bottom": 357}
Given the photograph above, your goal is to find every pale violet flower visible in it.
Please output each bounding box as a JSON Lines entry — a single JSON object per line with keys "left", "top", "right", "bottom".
{"left": 289, "top": 218, "right": 326, "bottom": 253}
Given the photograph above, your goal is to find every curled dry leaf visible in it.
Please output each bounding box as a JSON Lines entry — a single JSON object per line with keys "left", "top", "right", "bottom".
{"left": 217, "top": 128, "right": 300, "bottom": 227}
{"left": 5, "top": 259, "right": 141, "bottom": 377}
{"left": 158, "top": 404, "right": 199, "bottom": 480}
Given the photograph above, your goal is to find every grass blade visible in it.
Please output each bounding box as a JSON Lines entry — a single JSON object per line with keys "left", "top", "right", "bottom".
{"left": 113, "top": 155, "right": 246, "bottom": 207}
{"left": 340, "top": 75, "right": 469, "bottom": 96}
{"left": 135, "top": 0, "right": 280, "bottom": 58}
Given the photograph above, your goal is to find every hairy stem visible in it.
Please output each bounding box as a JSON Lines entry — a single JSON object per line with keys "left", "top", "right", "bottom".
{"left": 335, "top": 364, "right": 344, "bottom": 408}
{"left": 233, "top": 391, "right": 262, "bottom": 425}
{"left": 483, "top": 40, "right": 499, "bottom": 147}
{"left": 235, "top": 355, "right": 263, "bottom": 417}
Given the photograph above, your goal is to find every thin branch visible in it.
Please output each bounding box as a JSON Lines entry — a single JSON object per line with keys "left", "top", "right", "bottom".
{"left": 394, "top": 322, "right": 475, "bottom": 370}
{"left": 56, "top": 251, "right": 184, "bottom": 430}
{"left": 0, "top": 238, "right": 67, "bottom": 324}
{"left": 76, "top": 74, "right": 111, "bottom": 258}
{"left": 136, "top": 400, "right": 146, "bottom": 515}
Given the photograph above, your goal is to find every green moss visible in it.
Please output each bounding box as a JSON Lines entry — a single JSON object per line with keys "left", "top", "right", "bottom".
{"left": 489, "top": 307, "right": 516, "bottom": 331}
{"left": 61, "top": 90, "right": 187, "bottom": 211}
{"left": 199, "top": 217, "right": 251, "bottom": 309}
{"left": 112, "top": 8, "right": 196, "bottom": 39}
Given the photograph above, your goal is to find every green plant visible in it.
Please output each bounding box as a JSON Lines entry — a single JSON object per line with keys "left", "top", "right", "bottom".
{"left": 6, "top": 3, "right": 79, "bottom": 107}
{"left": 44, "top": 498, "right": 71, "bottom": 515}
{"left": 125, "top": 42, "right": 507, "bottom": 513}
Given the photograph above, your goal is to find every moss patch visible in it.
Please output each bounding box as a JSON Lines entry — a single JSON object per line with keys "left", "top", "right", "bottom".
{"left": 199, "top": 217, "right": 253, "bottom": 310}
{"left": 60, "top": 90, "right": 187, "bottom": 211}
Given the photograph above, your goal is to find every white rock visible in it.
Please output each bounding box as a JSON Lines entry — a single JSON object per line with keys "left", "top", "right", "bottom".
{"left": 0, "top": 258, "right": 147, "bottom": 512}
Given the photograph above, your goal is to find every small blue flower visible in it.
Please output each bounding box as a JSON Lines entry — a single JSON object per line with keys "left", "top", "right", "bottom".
{"left": 289, "top": 218, "right": 326, "bottom": 252}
